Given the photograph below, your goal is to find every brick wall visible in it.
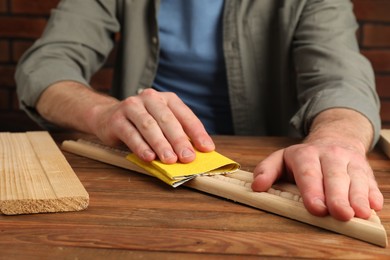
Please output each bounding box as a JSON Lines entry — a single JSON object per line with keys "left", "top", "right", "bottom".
{"left": 354, "top": 0, "right": 390, "bottom": 128}
{"left": 0, "top": 0, "right": 390, "bottom": 127}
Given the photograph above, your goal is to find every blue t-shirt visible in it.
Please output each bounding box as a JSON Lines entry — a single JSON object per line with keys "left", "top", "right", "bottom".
{"left": 153, "top": 0, "right": 234, "bottom": 135}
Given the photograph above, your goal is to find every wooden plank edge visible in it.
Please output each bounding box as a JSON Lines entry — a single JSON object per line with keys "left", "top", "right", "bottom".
{"left": 0, "top": 196, "right": 89, "bottom": 215}
{"left": 62, "top": 140, "right": 151, "bottom": 175}
{"left": 380, "top": 129, "right": 390, "bottom": 158}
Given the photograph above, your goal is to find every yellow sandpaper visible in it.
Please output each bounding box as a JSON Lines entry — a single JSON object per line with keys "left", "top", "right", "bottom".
{"left": 126, "top": 149, "right": 240, "bottom": 187}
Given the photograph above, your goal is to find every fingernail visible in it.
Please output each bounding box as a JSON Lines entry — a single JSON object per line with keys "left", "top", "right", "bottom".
{"left": 314, "top": 199, "right": 327, "bottom": 209}
{"left": 162, "top": 150, "right": 176, "bottom": 161}
{"left": 201, "top": 139, "right": 215, "bottom": 149}
{"left": 142, "top": 149, "right": 155, "bottom": 161}
{"left": 181, "top": 148, "right": 195, "bottom": 158}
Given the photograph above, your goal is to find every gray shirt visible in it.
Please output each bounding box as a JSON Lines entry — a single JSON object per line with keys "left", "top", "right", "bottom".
{"left": 15, "top": 0, "right": 381, "bottom": 144}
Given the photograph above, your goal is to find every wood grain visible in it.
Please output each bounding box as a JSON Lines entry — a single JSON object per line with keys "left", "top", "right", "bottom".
{"left": 61, "top": 139, "right": 388, "bottom": 247}
{"left": 2, "top": 133, "right": 390, "bottom": 259}
{"left": 380, "top": 129, "right": 390, "bottom": 159}
{"left": 0, "top": 131, "right": 89, "bottom": 215}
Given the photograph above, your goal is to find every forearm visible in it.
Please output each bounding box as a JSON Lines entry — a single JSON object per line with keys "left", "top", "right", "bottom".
{"left": 36, "top": 81, "right": 118, "bottom": 134}
{"left": 305, "top": 108, "right": 374, "bottom": 153}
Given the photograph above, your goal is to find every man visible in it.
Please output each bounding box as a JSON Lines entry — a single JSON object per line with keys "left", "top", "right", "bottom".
{"left": 16, "top": 0, "right": 383, "bottom": 221}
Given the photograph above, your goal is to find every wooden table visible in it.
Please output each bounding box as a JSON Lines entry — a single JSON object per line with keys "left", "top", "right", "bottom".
{"left": 1, "top": 133, "right": 390, "bottom": 259}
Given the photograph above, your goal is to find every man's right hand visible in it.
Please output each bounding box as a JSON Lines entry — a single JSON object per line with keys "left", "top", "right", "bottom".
{"left": 92, "top": 88, "right": 215, "bottom": 163}
{"left": 37, "top": 82, "right": 215, "bottom": 164}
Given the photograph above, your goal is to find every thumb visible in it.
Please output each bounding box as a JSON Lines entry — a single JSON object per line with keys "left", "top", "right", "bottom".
{"left": 251, "top": 149, "right": 285, "bottom": 192}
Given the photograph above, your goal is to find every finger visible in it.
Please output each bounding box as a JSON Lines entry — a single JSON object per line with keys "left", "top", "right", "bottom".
{"left": 321, "top": 152, "right": 354, "bottom": 221}
{"left": 368, "top": 174, "right": 384, "bottom": 211}
{"left": 252, "top": 149, "right": 284, "bottom": 192}
{"left": 111, "top": 115, "right": 156, "bottom": 162}
{"left": 286, "top": 145, "right": 328, "bottom": 217}
{"left": 347, "top": 162, "right": 371, "bottom": 219}
{"left": 166, "top": 92, "right": 215, "bottom": 153}
{"left": 143, "top": 90, "right": 196, "bottom": 163}
{"left": 123, "top": 94, "right": 178, "bottom": 164}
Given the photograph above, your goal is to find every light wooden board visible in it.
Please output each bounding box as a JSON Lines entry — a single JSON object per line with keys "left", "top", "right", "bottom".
{"left": 380, "top": 129, "right": 390, "bottom": 159}
{"left": 61, "top": 139, "right": 388, "bottom": 247}
{"left": 0, "top": 131, "right": 89, "bottom": 215}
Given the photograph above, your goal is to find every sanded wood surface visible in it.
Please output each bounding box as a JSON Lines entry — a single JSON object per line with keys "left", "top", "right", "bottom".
{"left": 0, "top": 131, "right": 89, "bottom": 214}
{"left": 1, "top": 133, "right": 390, "bottom": 259}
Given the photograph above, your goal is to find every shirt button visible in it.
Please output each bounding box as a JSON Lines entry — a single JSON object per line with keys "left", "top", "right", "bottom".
{"left": 137, "top": 88, "right": 145, "bottom": 94}
{"left": 152, "top": 36, "right": 158, "bottom": 44}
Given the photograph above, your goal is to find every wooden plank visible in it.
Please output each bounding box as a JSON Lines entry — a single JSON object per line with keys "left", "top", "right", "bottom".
{"left": 61, "top": 139, "right": 388, "bottom": 247}
{"left": 0, "top": 244, "right": 259, "bottom": 260}
{"left": 380, "top": 129, "right": 390, "bottom": 158}
{"left": 0, "top": 132, "right": 89, "bottom": 215}
{"left": 187, "top": 173, "right": 388, "bottom": 248}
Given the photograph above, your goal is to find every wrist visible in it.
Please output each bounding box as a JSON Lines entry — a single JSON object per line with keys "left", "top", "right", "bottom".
{"left": 305, "top": 129, "right": 367, "bottom": 155}
{"left": 306, "top": 109, "right": 374, "bottom": 154}
{"left": 85, "top": 95, "right": 118, "bottom": 135}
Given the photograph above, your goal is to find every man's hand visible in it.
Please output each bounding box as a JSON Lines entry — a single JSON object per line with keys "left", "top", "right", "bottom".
{"left": 92, "top": 88, "right": 215, "bottom": 163}
{"left": 251, "top": 108, "right": 384, "bottom": 221}
{"left": 37, "top": 82, "right": 215, "bottom": 164}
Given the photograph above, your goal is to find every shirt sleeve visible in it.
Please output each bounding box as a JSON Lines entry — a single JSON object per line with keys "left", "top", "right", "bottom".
{"left": 15, "top": 0, "right": 120, "bottom": 126}
{"left": 289, "top": 0, "right": 381, "bottom": 147}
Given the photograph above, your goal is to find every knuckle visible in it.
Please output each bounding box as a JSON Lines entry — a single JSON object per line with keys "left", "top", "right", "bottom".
{"left": 146, "top": 138, "right": 172, "bottom": 155}
{"left": 159, "top": 112, "right": 176, "bottom": 124}
{"left": 123, "top": 96, "right": 141, "bottom": 107}
{"left": 324, "top": 167, "right": 350, "bottom": 181}
{"left": 169, "top": 136, "right": 189, "bottom": 147}
{"left": 289, "top": 144, "right": 317, "bottom": 158}
{"left": 149, "top": 140, "right": 165, "bottom": 151}
{"left": 140, "top": 115, "right": 157, "bottom": 130}
{"left": 299, "top": 169, "right": 318, "bottom": 178}
{"left": 348, "top": 164, "right": 370, "bottom": 179}
{"left": 325, "top": 170, "right": 345, "bottom": 179}
{"left": 328, "top": 145, "right": 345, "bottom": 156}
{"left": 123, "top": 125, "right": 138, "bottom": 139}
{"left": 140, "top": 88, "right": 158, "bottom": 98}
